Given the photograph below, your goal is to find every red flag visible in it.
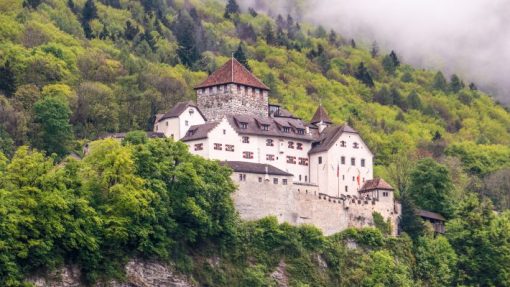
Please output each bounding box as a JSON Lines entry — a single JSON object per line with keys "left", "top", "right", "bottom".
{"left": 356, "top": 169, "right": 361, "bottom": 186}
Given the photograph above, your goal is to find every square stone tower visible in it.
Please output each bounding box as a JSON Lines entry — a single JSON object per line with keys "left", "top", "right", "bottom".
{"left": 194, "top": 58, "right": 270, "bottom": 121}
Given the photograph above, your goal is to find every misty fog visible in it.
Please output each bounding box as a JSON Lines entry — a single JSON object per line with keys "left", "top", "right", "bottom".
{"left": 240, "top": 0, "right": 510, "bottom": 104}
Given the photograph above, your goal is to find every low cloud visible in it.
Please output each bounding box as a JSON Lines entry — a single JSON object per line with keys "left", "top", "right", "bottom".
{"left": 241, "top": 0, "right": 510, "bottom": 104}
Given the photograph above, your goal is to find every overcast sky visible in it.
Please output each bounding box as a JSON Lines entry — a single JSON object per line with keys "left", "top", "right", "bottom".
{"left": 241, "top": 0, "right": 510, "bottom": 104}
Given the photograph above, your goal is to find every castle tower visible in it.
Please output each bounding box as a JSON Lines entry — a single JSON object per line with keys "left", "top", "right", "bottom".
{"left": 310, "top": 104, "right": 332, "bottom": 133}
{"left": 194, "top": 58, "right": 270, "bottom": 121}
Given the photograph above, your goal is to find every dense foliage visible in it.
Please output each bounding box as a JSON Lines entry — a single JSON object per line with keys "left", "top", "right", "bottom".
{"left": 1, "top": 0, "right": 510, "bottom": 285}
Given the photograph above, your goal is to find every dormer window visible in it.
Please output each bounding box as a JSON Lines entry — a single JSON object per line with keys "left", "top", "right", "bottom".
{"left": 296, "top": 128, "right": 305, "bottom": 135}
{"left": 282, "top": 127, "right": 291, "bottom": 133}
{"left": 240, "top": 122, "right": 248, "bottom": 129}
{"left": 340, "top": 141, "right": 346, "bottom": 147}
{"left": 353, "top": 142, "right": 359, "bottom": 149}
{"left": 261, "top": 124, "right": 269, "bottom": 131}
{"left": 187, "top": 129, "right": 196, "bottom": 136}
{"left": 266, "top": 139, "right": 274, "bottom": 146}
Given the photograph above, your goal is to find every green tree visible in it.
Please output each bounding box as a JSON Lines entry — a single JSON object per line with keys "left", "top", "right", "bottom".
{"left": 408, "top": 158, "right": 454, "bottom": 217}
{"left": 374, "top": 86, "right": 392, "bottom": 105}
{"left": 173, "top": 11, "right": 200, "bottom": 68}
{"left": 407, "top": 91, "right": 422, "bottom": 110}
{"left": 234, "top": 42, "right": 250, "bottom": 71}
{"left": 400, "top": 194, "right": 426, "bottom": 239}
{"left": 32, "top": 96, "right": 73, "bottom": 157}
{"left": 224, "top": 0, "right": 240, "bottom": 19}
{"left": 0, "top": 61, "right": 16, "bottom": 97}
{"left": 263, "top": 22, "right": 275, "bottom": 45}
{"left": 371, "top": 41, "right": 379, "bottom": 57}
{"left": 382, "top": 54, "right": 396, "bottom": 75}
{"left": 432, "top": 71, "right": 448, "bottom": 92}
{"left": 449, "top": 74, "right": 464, "bottom": 93}
{"left": 414, "top": 236, "right": 458, "bottom": 287}
{"left": 354, "top": 62, "right": 374, "bottom": 87}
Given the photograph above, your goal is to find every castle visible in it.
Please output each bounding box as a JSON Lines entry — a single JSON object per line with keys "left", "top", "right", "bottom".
{"left": 154, "top": 58, "right": 401, "bottom": 235}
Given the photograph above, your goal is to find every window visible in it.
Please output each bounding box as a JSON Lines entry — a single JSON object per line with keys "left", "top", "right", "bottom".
{"left": 305, "top": 175, "right": 308, "bottom": 182}
{"left": 237, "top": 84, "right": 241, "bottom": 92}
{"left": 239, "top": 174, "right": 246, "bottom": 181}
{"left": 353, "top": 142, "right": 359, "bottom": 149}
{"left": 345, "top": 186, "right": 348, "bottom": 192}
{"left": 273, "top": 178, "right": 279, "bottom": 184}
{"left": 286, "top": 156, "right": 296, "bottom": 164}
{"left": 261, "top": 124, "right": 269, "bottom": 131}
{"left": 341, "top": 156, "right": 345, "bottom": 164}
{"left": 351, "top": 157, "right": 355, "bottom": 166}
{"left": 299, "top": 175, "right": 302, "bottom": 181}
{"left": 166, "top": 121, "right": 169, "bottom": 126}
{"left": 214, "top": 143, "right": 222, "bottom": 150}
{"left": 296, "top": 143, "right": 303, "bottom": 150}
{"left": 189, "top": 108, "right": 194, "bottom": 115}
{"left": 155, "top": 125, "right": 158, "bottom": 131}
{"left": 361, "top": 159, "right": 366, "bottom": 167}
{"left": 223, "top": 129, "right": 226, "bottom": 135}
{"left": 298, "top": 158, "right": 309, "bottom": 166}
{"left": 297, "top": 128, "right": 305, "bottom": 135}
{"left": 282, "top": 179, "right": 288, "bottom": 185}
{"left": 342, "top": 175, "right": 345, "bottom": 180}
{"left": 194, "top": 143, "right": 203, "bottom": 151}
{"left": 185, "top": 120, "right": 189, "bottom": 126}
{"left": 240, "top": 122, "right": 248, "bottom": 129}
{"left": 266, "top": 154, "right": 275, "bottom": 161}
{"left": 266, "top": 139, "right": 274, "bottom": 146}
{"left": 288, "top": 141, "right": 295, "bottom": 149}
{"left": 225, "top": 144, "right": 235, "bottom": 152}
{"left": 318, "top": 156, "right": 323, "bottom": 164}
{"left": 243, "top": 151, "right": 254, "bottom": 159}
{"left": 242, "top": 136, "right": 250, "bottom": 143}
{"left": 383, "top": 191, "right": 389, "bottom": 197}
{"left": 187, "top": 129, "right": 195, "bottom": 136}
{"left": 340, "top": 140, "right": 346, "bottom": 147}
{"left": 258, "top": 177, "right": 262, "bottom": 183}
{"left": 352, "top": 176, "right": 355, "bottom": 182}
{"left": 282, "top": 127, "right": 291, "bottom": 133}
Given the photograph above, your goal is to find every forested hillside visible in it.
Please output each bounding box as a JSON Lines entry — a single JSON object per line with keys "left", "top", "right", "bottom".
{"left": 1, "top": 0, "right": 510, "bottom": 286}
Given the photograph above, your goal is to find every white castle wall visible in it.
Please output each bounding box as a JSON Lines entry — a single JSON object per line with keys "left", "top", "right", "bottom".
{"left": 231, "top": 172, "right": 400, "bottom": 236}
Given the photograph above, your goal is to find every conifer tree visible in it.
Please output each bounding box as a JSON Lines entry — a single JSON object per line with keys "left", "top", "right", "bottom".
{"left": 224, "top": 0, "right": 240, "bottom": 19}
{"left": 350, "top": 39, "right": 356, "bottom": 48}
{"left": 124, "top": 20, "right": 139, "bottom": 40}
{"left": 82, "top": 0, "right": 98, "bottom": 39}
{"left": 0, "top": 60, "right": 16, "bottom": 97}
{"left": 382, "top": 55, "right": 396, "bottom": 75}
{"left": 354, "top": 62, "right": 374, "bottom": 87}
{"left": 432, "top": 71, "right": 448, "bottom": 92}
{"left": 263, "top": 22, "right": 275, "bottom": 45}
{"left": 371, "top": 41, "right": 379, "bottom": 57}
{"left": 389, "top": 50, "right": 400, "bottom": 66}
{"left": 173, "top": 11, "right": 200, "bottom": 68}
{"left": 407, "top": 91, "right": 422, "bottom": 110}
{"left": 276, "top": 14, "right": 286, "bottom": 30}
{"left": 374, "top": 86, "right": 392, "bottom": 105}
{"left": 469, "top": 82, "right": 478, "bottom": 91}
{"left": 449, "top": 74, "right": 464, "bottom": 93}
{"left": 234, "top": 43, "right": 250, "bottom": 71}
{"left": 329, "top": 30, "right": 338, "bottom": 46}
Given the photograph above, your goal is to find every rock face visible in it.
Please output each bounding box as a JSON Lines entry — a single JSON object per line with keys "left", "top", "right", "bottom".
{"left": 28, "top": 260, "right": 196, "bottom": 287}
{"left": 270, "top": 260, "right": 289, "bottom": 287}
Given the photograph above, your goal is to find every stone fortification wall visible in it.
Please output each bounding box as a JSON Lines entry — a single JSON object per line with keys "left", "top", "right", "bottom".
{"left": 232, "top": 173, "right": 400, "bottom": 236}
{"left": 197, "top": 84, "right": 268, "bottom": 121}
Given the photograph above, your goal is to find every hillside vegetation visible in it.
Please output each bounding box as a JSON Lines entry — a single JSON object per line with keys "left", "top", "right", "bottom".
{"left": 1, "top": 0, "right": 510, "bottom": 286}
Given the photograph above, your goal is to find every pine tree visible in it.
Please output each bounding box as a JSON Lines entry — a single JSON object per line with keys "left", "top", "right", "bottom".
{"left": 234, "top": 43, "right": 250, "bottom": 71}
{"left": 124, "top": 20, "right": 139, "bottom": 40}
{"left": 67, "top": 0, "right": 77, "bottom": 13}
{"left": 374, "top": 86, "right": 392, "bottom": 105}
{"left": 224, "top": 0, "right": 240, "bottom": 19}
{"left": 449, "top": 74, "right": 464, "bottom": 93}
{"left": 354, "top": 62, "right": 374, "bottom": 87}
{"left": 263, "top": 22, "right": 275, "bottom": 45}
{"left": 389, "top": 50, "right": 400, "bottom": 66}
{"left": 173, "top": 11, "right": 200, "bottom": 68}
{"left": 432, "top": 71, "right": 448, "bottom": 92}
{"left": 82, "top": 0, "right": 98, "bottom": 22}
{"left": 382, "top": 55, "right": 396, "bottom": 75}
{"left": 0, "top": 60, "right": 16, "bottom": 97}
{"left": 371, "top": 41, "right": 379, "bottom": 57}
{"left": 22, "top": 0, "right": 42, "bottom": 9}
{"left": 400, "top": 195, "right": 426, "bottom": 239}
{"left": 433, "top": 131, "right": 442, "bottom": 141}
{"left": 328, "top": 30, "right": 337, "bottom": 46}
{"left": 469, "top": 82, "right": 478, "bottom": 91}
{"left": 276, "top": 14, "right": 286, "bottom": 30}
{"left": 350, "top": 39, "right": 356, "bottom": 48}
{"left": 407, "top": 91, "right": 422, "bottom": 110}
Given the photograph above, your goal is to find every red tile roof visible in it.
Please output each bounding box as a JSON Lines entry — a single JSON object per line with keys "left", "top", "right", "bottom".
{"left": 359, "top": 178, "right": 394, "bottom": 193}
{"left": 194, "top": 58, "right": 270, "bottom": 90}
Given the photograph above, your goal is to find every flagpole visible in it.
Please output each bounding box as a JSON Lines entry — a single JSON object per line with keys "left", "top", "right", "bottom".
{"left": 337, "top": 161, "right": 340, "bottom": 197}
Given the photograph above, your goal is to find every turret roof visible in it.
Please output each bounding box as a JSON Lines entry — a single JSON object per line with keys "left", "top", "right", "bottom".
{"left": 194, "top": 58, "right": 270, "bottom": 90}
{"left": 310, "top": 105, "right": 332, "bottom": 124}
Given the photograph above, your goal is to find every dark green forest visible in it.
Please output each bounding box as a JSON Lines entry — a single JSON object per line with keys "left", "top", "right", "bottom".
{"left": 1, "top": 0, "right": 510, "bottom": 285}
